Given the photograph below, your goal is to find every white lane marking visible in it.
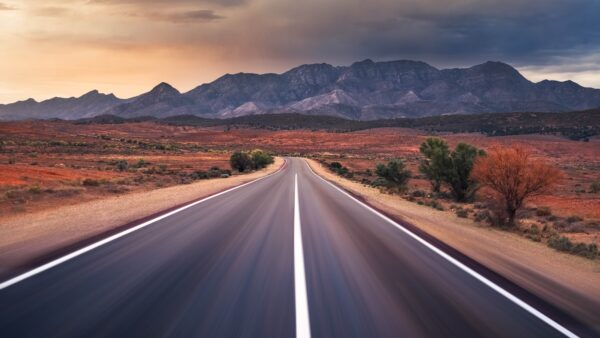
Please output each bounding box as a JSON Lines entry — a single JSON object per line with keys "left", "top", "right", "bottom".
{"left": 303, "top": 160, "right": 578, "bottom": 338}
{"left": 294, "top": 173, "right": 312, "bottom": 338}
{"left": 0, "top": 160, "right": 287, "bottom": 291}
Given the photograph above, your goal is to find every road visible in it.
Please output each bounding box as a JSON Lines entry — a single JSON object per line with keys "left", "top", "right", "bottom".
{"left": 0, "top": 158, "right": 585, "bottom": 337}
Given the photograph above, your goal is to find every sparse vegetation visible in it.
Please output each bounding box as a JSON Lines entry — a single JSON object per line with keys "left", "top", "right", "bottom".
{"left": 82, "top": 178, "right": 101, "bottom": 187}
{"left": 456, "top": 208, "right": 469, "bottom": 218}
{"left": 535, "top": 207, "right": 552, "bottom": 217}
{"left": 548, "top": 236, "right": 598, "bottom": 259}
{"left": 590, "top": 181, "right": 600, "bottom": 194}
{"left": 115, "top": 160, "right": 130, "bottom": 171}
{"left": 328, "top": 162, "right": 350, "bottom": 177}
{"left": 375, "top": 159, "right": 411, "bottom": 191}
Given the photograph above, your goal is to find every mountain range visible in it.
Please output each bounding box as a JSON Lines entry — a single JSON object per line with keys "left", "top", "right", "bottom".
{"left": 2, "top": 59, "right": 600, "bottom": 121}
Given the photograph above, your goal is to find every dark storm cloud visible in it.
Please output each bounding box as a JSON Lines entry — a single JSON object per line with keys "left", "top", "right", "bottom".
{"left": 223, "top": 0, "right": 600, "bottom": 70}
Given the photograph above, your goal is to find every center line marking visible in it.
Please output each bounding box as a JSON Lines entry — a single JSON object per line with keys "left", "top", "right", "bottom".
{"left": 294, "top": 173, "right": 311, "bottom": 338}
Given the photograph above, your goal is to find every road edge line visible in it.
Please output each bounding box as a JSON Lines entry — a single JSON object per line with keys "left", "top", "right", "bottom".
{"left": 294, "top": 173, "right": 312, "bottom": 338}
{"left": 303, "top": 159, "right": 578, "bottom": 338}
{"left": 0, "top": 159, "right": 287, "bottom": 291}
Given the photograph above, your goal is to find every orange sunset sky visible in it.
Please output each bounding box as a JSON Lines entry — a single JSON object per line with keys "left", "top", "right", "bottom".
{"left": 1, "top": 0, "right": 599, "bottom": 103}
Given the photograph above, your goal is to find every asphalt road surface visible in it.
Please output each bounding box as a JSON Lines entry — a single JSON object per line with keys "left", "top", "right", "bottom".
{"left": 0, "top": 158, "right": 585, "bottom": 337}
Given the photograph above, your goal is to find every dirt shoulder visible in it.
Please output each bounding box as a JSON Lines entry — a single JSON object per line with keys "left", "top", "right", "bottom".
{"left": 0, "top": 157, "right": 284, "bottom": 279}
{"left": 306, "top": 158, "right": 600, "bottom": 330}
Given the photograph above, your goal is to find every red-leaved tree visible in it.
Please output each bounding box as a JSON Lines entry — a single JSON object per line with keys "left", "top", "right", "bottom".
{"left": 472, "top": 145, "right": 562, "bottom": 225}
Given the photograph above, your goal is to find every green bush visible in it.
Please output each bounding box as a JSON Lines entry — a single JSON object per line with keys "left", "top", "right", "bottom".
{"left": 419, "top": 137, "right": 449, "bottom": 193}
{"left": 535, "top": 207, "right": 552, "bottom": 217}
{"left": 115, "top": 160, "right": 129, "bottom": 171}
{"left": 566, "top": 215, "right": 583, "bottom": 223}
{"left": 548, "top": 236, "right": 598, "bottom": 259}
{"left": 230, "top": 151, "right": 253, "bottom": 172}
{"left": 329, "top": 162, "right": 343, "bottom": 170}
{"left": 250, "top": 149, "right": 274, "bottom": 169}
{"left": 456, "top": 208, "right": 469, "bottom": 218}
{"left": 135, "top": 159, "right": 147, "bottom": 168}
{"left": 328, "top": 162, "right": 349, "bottom": 176}
{"left": 418, "top": 137, "right": 484, "bottom": 201}
{"left": 28, "top": 185, "right": 42, "bottom": 194}
{"left": 590, "top": 182, "right": 600, "bottom": 194}
{"left": 375, "top": 159, "right": 411, "bottom": 191}
{"left": 82, "top": 178, "right": 100, "bottom": 186}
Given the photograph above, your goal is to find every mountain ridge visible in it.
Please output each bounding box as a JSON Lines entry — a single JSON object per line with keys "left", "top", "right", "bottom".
{"left": 2, "top": 60, "right": 600, "bottom": 121}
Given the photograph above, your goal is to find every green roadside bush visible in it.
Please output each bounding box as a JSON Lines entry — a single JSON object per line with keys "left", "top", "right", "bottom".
{"left": 230, "top": 151, "right": 254, "bottom": 172}
{"left": 82, "top": 178, "right": 101, "bottom": 187}
{"left": 548, "top": 236, "right": 598, "bottom": 259}
{"left": 250, "top": 149, "right": 274, "bottom": 169}
{"left": 535, "top": 207, "right": 552, "bottom": 217}
{"left": 115, "top": 160, "right": 129, "bottom": 171}
{"left": 418, "top": 137, "right": 485, "bottom": 201}
{"left": 375, "top": 159, "right": 411, "bottom": 191}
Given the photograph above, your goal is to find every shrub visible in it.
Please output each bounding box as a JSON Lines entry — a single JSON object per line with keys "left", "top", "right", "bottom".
{"left": 456, "top": 208, "right": 469, "bottom": 218}
{"left": 250, "top": 149, "right": 274, "bottom": 169}
{"left": 419, "top": 137, "right": 449, "bottom": 193}
{"left": 572, "top": 243, "right": 598, "bottom": 259}
{"left": 411, "top": 190, "right": 426, "bottom": 198}
{"left": 230, "top": 151, "right": 253, "bottom": 172}
{"left": 115, "top": 160, "right": 129, "bottom": 171}
{"left": 590, "top": 182, "right": 600, "bottom": 194}
{"left": 472, "top": 145, "right": 562, "bottom": 226}
{"left": 474, "top": 210, "right": 490, "bottom": 223}
{"left": 329, "top": 162, "right": 349, "bottom": 176}
{"left": 371, "top": 177, "right": 388, "bottom": 187}
{"left": 419, "top": 138, "right": 484, "bottom": 201}
{"left": 82, "top": 178, "right": 100, "bottom": 187}
{"left": 547, "top": 236, "right": 573, "bottom": 252}
{"left": 566, "top": 215, "right": 583, "bottom": 223}
{"left": 191, "top": 171, "right": 209, "bottom": 180}
{"left": 548, "top": 236, "right": 598, "bottom": 259}
{"left": 445, "top": 143, "right": 486, "bottom": 202}
{"left": 375, "top": 159, "right": 411, "bottom": 191}
{"left": 535, "top": 207, "right": 552, "bottom": 217}
{"left": 135, "top": 159, "right": 147, "bottom": 168}
{"left": 28, "top": 185, "right": 42, "bottom": 194}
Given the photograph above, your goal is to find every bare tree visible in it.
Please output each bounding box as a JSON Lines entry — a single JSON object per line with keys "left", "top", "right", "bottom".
{"left": 472, "top": 145, "right": 562, "bottom": 225}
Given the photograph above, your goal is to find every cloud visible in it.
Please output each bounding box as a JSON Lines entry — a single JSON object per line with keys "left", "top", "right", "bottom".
{"left": 30, "top": 6, "right": 71, "bottom": 17}
{"left": 2, "top": 0, "right": 600, "bottom": 104}
{"left": 130, "top": 9, "right": 224, "bottom": 23}
{"left": 0, "top": 2, "right": 15, "bottom": 10}
{"left": 87, "top": 0, "right": 248, "bottom": 8}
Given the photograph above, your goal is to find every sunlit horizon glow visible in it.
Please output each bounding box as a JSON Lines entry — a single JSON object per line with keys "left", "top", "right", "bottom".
{"left": 1, "top": 0, "right": 599, "bottom": 103}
